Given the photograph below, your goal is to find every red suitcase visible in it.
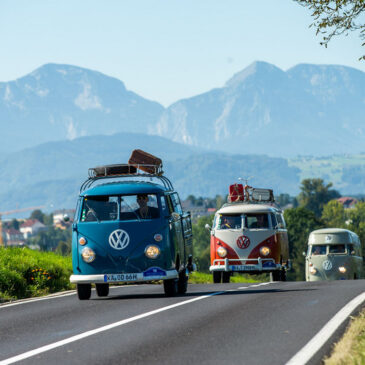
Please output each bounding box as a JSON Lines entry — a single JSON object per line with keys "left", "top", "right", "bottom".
{"left": 128, "top": 149, "right": 163, "bottom": 174}
{"left": 228, "top": 183, "right": 244, "bottom": 202}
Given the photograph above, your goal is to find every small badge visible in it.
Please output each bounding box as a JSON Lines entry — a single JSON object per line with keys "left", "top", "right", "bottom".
{"left": 109, "top": 229, "right": 130, "bottom": 250}
{"left": 237, "top": 235, "right": 250, "bottom": 249}
{"left": 325, "top": 235, "right": 333, "bottom": 243}
{"left": 322, "top": 260, "right": 332, "bottom": 271}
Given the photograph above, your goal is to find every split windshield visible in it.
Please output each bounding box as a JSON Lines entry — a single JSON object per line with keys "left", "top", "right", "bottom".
{"left": 81, "top": 194, "right": 160, "bottom": 222}
{"left": 311, "top": 244, "right": 348, "bottom": 255}
{"left": 217, "top": 213, "right": 269, "bottom": 230}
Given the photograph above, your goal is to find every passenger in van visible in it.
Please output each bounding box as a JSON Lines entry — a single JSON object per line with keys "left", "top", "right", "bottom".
{"left": 312, "top": 245, "right": 326, "bottom": 255}
{"left": 135, "top": 194, "right": 159, "bottom": 219}
{"left": 221, "top": 215, "right": 241, "bottom": 229}
{"left": 248, "top": 214, "right": 268, "bottom": 229}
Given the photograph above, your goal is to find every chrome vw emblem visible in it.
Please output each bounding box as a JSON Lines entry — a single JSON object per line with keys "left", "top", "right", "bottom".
{"left": 109, "top": 229, "right": 130, "bottom": 250}
{"left": 322, "top": 260, "right": 332, "bottom": 271}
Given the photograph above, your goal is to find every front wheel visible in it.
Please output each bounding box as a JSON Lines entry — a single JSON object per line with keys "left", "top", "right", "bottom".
{"left": 163, "top": 279, "right": 178, "bottom": 296}
{"left": 213, "top": 271, "right": 222, "bottom": 283}
{"left": 222, "top": 272, "right": 231, "bottom": 283}
{"left": 96, "top": 283, "right": 109, "bottom": 297}
{"left": 77, "top": 284, "right": 91, "bottom": 300}
{"left": 178, "top": 270, "right": 188, "bottom": 294}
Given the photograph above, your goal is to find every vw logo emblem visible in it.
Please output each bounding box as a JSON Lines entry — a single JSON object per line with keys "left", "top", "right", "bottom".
{"left": 322, "top": 260, "right": 332, "bottom": 271}
{"left": 237, "top": 235, "right": 250, "bottom": 249}
{"left": 109, "top": 229, "right": 130, "bottom": 250}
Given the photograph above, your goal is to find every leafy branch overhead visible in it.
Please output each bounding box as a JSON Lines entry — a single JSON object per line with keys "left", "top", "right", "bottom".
{"left": 295, "top": 0, "right": 365, "bottom": 60}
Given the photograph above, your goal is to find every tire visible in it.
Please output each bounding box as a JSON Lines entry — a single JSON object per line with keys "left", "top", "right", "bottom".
{"left": 222, "top": 272, "right": 231, "bottom": 283}
{"left": 77, "top": 283, "right": 91, "bottom": 300}
{"left": 280, "top": 269, "right": 287, "bottom": 282}
{"left": 96, "top": 283, "right": 109, "bottom": 297}
{"left": 177, "top": 270, "right": 188, "bottom": 294}
{"left": 213, "top": 271, "right": 222, "bottom": 283}
{"left": 163, "top": 279, "right": 178, "bottom": 296}
{"left": 270, "top": 271, "right": 281, "bottom": 282}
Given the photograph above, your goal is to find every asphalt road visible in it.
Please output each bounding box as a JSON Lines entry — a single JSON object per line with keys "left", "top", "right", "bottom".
{"left": 0, "top": 280, "right": 364, "bottom": 365}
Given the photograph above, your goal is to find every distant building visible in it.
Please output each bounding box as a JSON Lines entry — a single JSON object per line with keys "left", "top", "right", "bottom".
{"left": 20, "top": 219, "right": 47, "bottom": 239}
{"left": 3, "top": 228, "right": 25, "bottom": 247}
{"left": 337, "top": 197, "right": 358, "bottom": 209}
{"left": 53, "top": 209, "right": 75, "bottom": 227}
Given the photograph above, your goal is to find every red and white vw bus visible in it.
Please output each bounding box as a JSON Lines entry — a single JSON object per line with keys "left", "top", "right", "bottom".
{"left": 208, "top": 184, "right": 290, "bottom": 283}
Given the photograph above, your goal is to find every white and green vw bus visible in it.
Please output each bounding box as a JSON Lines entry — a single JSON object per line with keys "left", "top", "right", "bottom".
{"left": 305, "top": 228, "right": 363, "bottom": 281}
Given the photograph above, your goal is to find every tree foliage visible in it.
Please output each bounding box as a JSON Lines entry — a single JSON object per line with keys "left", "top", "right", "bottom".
{"left": 321, "top": 200, "right": 346, "bottom": 228}
{"left": 284, "top": 207, "right": 323, "bottom": 281}
{"left": 298, "top": 178, "right": 340, "bottom": 217}
{"left": 295, "top": 0, "right": 365, "bottom": 60}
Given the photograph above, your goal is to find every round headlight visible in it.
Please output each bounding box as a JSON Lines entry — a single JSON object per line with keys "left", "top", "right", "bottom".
{"left": 309, "top": 267, "right": 317, "bottom": 275}
{"left": 81, "top": 247, "right": 95, "bottom": 263}
{"left": 217, "top": 246, "right": 227, "bottom": 258}
{"left": 145, "top": 245, "right": 160, "bottom": 259}
{"left": 154, "top": 234, "right": 163, "bottom": 242}
{"left": 79, "top": 237, "right": 87, "bottom": 246}
{"left": 339, "top": 266, "right": 346, "bottom": 273}
{"left": 260, "top": 246, "right": 270, "bottom": 256}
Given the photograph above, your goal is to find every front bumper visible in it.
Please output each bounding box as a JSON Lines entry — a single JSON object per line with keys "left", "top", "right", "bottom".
{"left": 70, "top": 268, "right": 178, "bottom": 284}
{"left": 210, "top": 258, "right": 282, "bottom": 272}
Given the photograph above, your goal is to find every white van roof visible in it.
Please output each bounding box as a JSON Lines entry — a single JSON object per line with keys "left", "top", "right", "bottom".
{"left": 308, "top": 228, "right": 360, "bottom": 245}
{"left": 217, "top": 203, "right": 277, "bottom": 215}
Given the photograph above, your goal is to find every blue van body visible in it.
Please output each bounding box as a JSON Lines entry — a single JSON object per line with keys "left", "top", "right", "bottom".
{"left": 70, "top": 168, "right": 193, "bottom": 299}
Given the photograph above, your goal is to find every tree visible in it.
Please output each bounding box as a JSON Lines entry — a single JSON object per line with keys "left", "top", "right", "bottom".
{"left": 295, "top": 0, "right": 365, "bottom": 60}
{"left": 284, "top": 207, "right": 322, "bottom": 281}
{"left": 346, "top": 202, "right": 365, "bottom": 257}
{"left": 298, "top": 178, "right": 340, "bottom": 217}
{"left": 192, "top": 215, "right": 214, "bottom": 272}
{"left": 30, "top": 209, "right": 45, "bottom": 223}
{"left": 321, "top": 200, "right": 346, "bottom": 228}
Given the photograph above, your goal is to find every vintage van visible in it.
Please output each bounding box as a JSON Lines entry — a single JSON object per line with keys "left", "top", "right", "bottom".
{"left": 305, "top": 228, "right": 363, "bottom": 281}
{"left": 208, "top": 184, "right": 290, "bottom": 283}
{"left": 70, "top": 162, "right": 193, "bottom": 299}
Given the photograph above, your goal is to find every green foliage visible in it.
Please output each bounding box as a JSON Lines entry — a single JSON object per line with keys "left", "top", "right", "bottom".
{"left": 0, "top": 247, "right": 72, "bottom": 301}
{"left": 192, "top": 215, "right": 213, "bottom": 272}
{"left": 284, "top": 207, "right": 322, "bottom": 281}
{"left": 28, "top": 227, "right": 71, "bottom": 252}
{"left": 346, "top": 202, "right": 365, "bottom": 257}
{"left": 321, "top": 200, "right": 347, "bottom": 228}
{"left": 295, "top": 0, "right": 365, "bottom": 60}
{"left": 298, "top": 178, "right": 340, "bottom": 217}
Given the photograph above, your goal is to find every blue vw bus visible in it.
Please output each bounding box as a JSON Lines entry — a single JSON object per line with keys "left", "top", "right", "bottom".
{"left": 70, "top": 163, "right": 193, "bottom": 299}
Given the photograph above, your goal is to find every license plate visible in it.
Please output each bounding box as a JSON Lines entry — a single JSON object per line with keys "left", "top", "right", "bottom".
{"left": 104, "top": 273, "right": 139, "bottom": 282}
{"left": 231, "top": 265, "right": 257, "bottom": 271}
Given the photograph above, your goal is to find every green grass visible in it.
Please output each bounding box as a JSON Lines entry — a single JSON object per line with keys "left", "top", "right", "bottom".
{"left": 188, "top": 271, "right": 266, "bottom": 284}
{"left": 0, "top": 247, "right": 73, "bottom": 302}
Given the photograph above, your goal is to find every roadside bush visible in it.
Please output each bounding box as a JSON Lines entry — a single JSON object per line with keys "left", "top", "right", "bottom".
{"left": 0, "top": 247, "right": 73, "bottom": 301}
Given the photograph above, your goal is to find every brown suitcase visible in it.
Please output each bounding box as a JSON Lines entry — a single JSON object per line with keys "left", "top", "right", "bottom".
{"left": 128, "top": 149, "right": 163, "bottom": 174}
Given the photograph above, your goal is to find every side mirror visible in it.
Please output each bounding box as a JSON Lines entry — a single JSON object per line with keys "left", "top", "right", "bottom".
{"left": 171, "top": 212, "right": 180, "bottom": 222}
{"left": 205, "top": 223, "right": 211, "bottom": 231}
{"left": 63, "top": 214, "right": 70, "bottom": 222}
{"left": 302, "top": 251, "right": 306, "bottom": 257}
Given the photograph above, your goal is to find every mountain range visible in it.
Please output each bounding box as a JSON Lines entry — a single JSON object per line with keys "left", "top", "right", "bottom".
{"left": 1, "top": 61, "right": 364, "bottom": 157}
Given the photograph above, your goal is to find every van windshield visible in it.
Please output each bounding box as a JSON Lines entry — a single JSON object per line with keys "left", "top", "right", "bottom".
{"left": 218, "top": 215, "right": 241, "bottom": 229}
{"left": 246, "top": 214, "right": 269, "bottom": 229}
{"left": 81, "top": 194, "right": 160, "bottom": 222}
{"left": 312, "top": 245, "right": 326, "bottom": 255}
{"left": 329, "top": 244, "right": 346, "bottom": 254}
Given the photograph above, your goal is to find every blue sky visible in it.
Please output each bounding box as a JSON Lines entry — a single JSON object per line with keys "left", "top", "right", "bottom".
{"left": 1, "top": 0, "right": 364, "bottom": 106}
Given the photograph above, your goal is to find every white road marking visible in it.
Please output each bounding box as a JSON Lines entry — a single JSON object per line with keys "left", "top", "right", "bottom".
{"left": 286, "top": 291, "right": 365, "bottom": 365}
{"left": 0, "top": 285, "right": 137, "bottom": 309}
{"left": 0, "top": 283, "right": 273, "bottom": 364}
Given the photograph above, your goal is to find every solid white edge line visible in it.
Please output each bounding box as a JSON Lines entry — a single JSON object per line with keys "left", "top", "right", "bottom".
{"left": 0, "top": 285, "right": 138, "bottom": 309}
{"left": 285, "top": 291, "right": 365, "bottom": 365}
{"left": 0, "top": 282, "right": 273, "bottom": 364}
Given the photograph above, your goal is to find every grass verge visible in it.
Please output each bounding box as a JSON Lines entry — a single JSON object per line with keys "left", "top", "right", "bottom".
{"left": 0, "top": 247, "right": 73, "bottom": 302}
{"left": 324, "top": 308, "right": 365, "bottom": 365}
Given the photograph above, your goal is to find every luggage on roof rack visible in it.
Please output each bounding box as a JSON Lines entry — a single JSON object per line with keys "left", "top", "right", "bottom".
{"left": 91, "top": 164, "right": 137, "bottom": 177}
{"left": 128, "top": 149, "right": 163, "bottom": 175}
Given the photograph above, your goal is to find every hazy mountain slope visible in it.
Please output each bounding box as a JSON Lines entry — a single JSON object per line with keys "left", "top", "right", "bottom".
{"left": 153, "top": 61, "right": 365, "bottom": 157}
{"left": 0, "top": 133, "right": 300, "bottom": 211}
{"left": 0, "top": 64, "right": 164, "bottom": 152}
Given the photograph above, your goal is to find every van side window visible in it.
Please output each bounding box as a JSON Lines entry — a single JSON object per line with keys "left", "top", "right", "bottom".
{"left": 276, "top": 214, "right": 286, "bottom": 229}
{"left": 170, "top": 193, "right": 183, "bottom": 214}
{"left": 270, "top": 213, "right": 278, "bottom": 229}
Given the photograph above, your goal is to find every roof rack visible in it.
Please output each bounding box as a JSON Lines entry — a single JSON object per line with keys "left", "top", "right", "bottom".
{"left": 80, "top": 163, "right": 173, "bottom": 193}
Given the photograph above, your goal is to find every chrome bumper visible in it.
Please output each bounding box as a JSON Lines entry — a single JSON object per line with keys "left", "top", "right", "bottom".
{"left": 210, "top": 258, "right": 282, "bottom": 272}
